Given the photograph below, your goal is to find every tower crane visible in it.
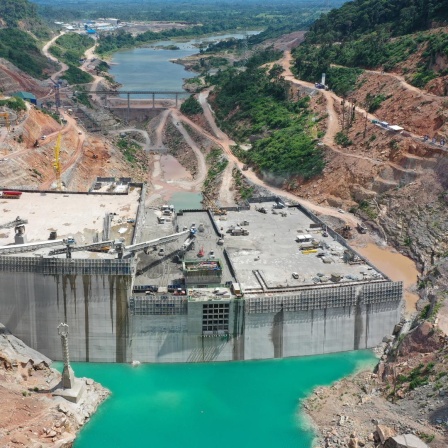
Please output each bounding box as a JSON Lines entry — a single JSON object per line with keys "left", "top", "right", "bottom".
{"left": 50, "top": 79, "right": 61, "bottom": 110}
{"left": 53, "top": 133, "right": 63, "bottom": 191}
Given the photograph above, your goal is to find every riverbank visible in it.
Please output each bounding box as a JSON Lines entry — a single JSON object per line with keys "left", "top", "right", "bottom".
{"left": 0, "top": 324, "right": 109, "bottom": 447}
{"left": 304, "top": 319, "right": 448, "bottom": 448}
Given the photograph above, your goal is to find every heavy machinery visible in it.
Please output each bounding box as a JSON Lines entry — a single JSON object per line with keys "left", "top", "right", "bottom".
{"left": 50, "top": 79, "right": 61, "bottom": 110}
{"left": 53, "top": 133, "right": 62, "bottom": 191}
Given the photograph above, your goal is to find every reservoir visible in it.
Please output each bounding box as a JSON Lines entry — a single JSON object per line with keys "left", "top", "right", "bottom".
{"left": 109, "top": 32, "right": 260, "bottom": 93}
{"left": 70, "top": 351, "right": 376, "bottom": 448}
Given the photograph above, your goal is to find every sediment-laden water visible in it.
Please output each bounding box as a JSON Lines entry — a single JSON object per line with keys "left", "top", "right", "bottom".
{"left": 67, "top": 351, "right": 376, "bottom": 448}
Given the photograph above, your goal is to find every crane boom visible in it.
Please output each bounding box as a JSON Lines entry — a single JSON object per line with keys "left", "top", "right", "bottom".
{"left": 53, "top": 133, "right": 62, "bottom": 191}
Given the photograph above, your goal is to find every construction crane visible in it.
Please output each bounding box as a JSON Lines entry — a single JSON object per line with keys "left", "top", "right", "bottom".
{"left": 0, "top": 112, "right": 10, "bottom": 131}
{"left": 53, "top": 133, "right": 62, "bottom": 191}
{"left": 50, "top": 79, "right": 61, "bottom": 110}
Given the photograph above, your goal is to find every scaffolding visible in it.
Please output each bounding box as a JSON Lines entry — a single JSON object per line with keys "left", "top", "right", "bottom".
{"left": 0, "top": 256, "right": 132, "bottom": 275}
{"left": 361, "top": 282, "right": 403, "bottom": 304}
{"left": 129, "top": 296, "right": 187, "bottom": 315}
{"left": 245, "top": 281, "right": 403, "bottom": 314}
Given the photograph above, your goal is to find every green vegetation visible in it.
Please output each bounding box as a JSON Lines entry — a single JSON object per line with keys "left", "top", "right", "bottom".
{"left": 74, "top": 91, "right": 92, "bottom": 108}
{"left": 419, "top": 433, "right": 435, "bottom": 444}
{"left": 335, "top": 132, "right": 352, "bottom": 147}
{"left": 180, "top": 95, "right": 202, "bottom": 115}
{"left": 117, "top": 138, "right": 141, "bottom": 165}
{"left": 0, "top": 29, "right": 54, "bottom": 79}
{"left": 210, "top": 50, "right": 324, "bottom": 179}
{"left": 96, "top": 61, "right": 110, "bottom": 72}
{"left": 328, "top": 67, "right": 363, "bottom": 97}
{"left": 203, "top": 148, "right": 228, "bottom": 190}
{"left": 0, "top": 0, "right": 50, "bottom": 39}
{"left": 366, "top": 93, "right": 390, "bottom": 113}
{"left": 396, "top": 362, "right": 435, "bottom": 391}
{"left": 0, "top": 97, "right": 27, "bottom": 112}
{"left": 292, "top": 0, "right": 448, "bottom": 89}
{"left": 233, "top": 168, "right": 254, "bottom": 200}
{"left": 305, "top": 0, "right": 448, "bottom": 42}
{"left": 37, "top": 0, "right": 344, "bottom": 37}
{"left": 49, "top": 34, "right": 94, "bottom": 66}
{"left": 61, "top": 66, "right": 93, "bottom": 85}
{"left": 359, "top": 201, "right": 378, "bottom": 220}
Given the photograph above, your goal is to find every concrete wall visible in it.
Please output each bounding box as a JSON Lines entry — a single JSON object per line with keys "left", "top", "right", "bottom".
{"left": 0, "top": 270, "right": 132, "bottom": 362}
{"left": 0, "top": 258, "right": 402, "bottom": 363}
{"left": 243, "top": 301, "right": 401, "bottom": 360}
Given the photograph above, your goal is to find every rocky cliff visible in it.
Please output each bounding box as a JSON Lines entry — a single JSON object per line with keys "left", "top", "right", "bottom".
{"left": 0, "top": 324, "right": 109, "bottom": 448}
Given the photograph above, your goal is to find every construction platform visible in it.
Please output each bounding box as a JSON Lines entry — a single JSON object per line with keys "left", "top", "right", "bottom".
{"left": 0, "top": 189, "right": 141, "bottom": 253}
{"left": 133, "top": 202, "right": 386, "bottom": 298}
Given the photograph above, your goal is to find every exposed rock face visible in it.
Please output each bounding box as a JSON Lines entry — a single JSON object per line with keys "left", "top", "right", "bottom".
{"left": 383, "top": 434, "right": 429, "bottom": 448}
{"left": 398, "top": 321, "right": 443, "bottom": 356}
{"left": 0, "top": 324, "right": 110, "bottom": 448}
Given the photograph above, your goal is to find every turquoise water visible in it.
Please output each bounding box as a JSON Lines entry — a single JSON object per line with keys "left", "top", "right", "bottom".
{"left": 170, "top": 191, "right": 203, "bottom": 210}
{"left": 63, "top": 351, "right": 376, "bottom": 448}
{"left": 109, "top": 32, "right": 260, "bottom": 94}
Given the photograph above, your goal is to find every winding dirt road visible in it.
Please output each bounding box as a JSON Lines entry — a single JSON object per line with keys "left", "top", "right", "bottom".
{"left": 42, "top": 32, "right": 68, "bottom": 82}
{"left": 192, "top": 88, "right": 362, "bottom": 224}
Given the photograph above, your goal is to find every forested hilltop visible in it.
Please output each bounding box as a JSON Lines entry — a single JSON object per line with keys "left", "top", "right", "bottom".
{"left": 293, "top": 0, "right": 448, "bottom": 91}
{"left": 0, "top": 0, "right": 54, "bottom": 78}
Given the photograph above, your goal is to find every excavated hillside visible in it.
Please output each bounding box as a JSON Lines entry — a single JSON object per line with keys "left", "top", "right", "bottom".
{"left": 283, "top": 64, "right": 448, "bottom": 274}
{"left": 0, "top": 59, "right": 50, "bottom": 97}
{"left": 0, "top": 107, "right": 146, "bottom": 191}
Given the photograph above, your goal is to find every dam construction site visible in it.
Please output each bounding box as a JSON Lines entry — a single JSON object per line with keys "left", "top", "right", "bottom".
{"left": 0, "top": 183, "right": 403, "bottom": 363}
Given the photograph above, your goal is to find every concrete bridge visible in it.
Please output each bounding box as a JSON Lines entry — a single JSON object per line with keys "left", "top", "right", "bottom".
{"left": 95, "top": 90, "right": 188, "bottom": 123}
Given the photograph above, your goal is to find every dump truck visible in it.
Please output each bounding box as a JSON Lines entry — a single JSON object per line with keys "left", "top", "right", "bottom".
{"left": 0, "top": 190, "right": 22, "bottom": 199}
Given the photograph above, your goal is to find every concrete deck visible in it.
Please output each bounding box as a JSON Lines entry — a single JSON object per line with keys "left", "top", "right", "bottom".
{"left": 221, "top": 204, "right": 383, "bottom": 292}
{"left": 134, "top": 204, "right": 384, "bottom": 295}
{"left": 0, "top": 190, "right": 141, "bottom": 247}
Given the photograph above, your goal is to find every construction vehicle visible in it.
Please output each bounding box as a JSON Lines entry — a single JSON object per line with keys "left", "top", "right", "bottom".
{"left": 302, "top": 249, "right": 318, "bottom": 254}
{"left": 53, "top": 133, "right": 62, "bottom": 191}
{"left": 356, "top": 223, "right": 367, "bottom": 234}
{"left": 85, "top": 148, "right": 98, "bottom": 159}
{"left": 337, "top": 224, "right": 353, "bottom": 239}
{"left": 0, "top": 190, "right": 22, "bottom": 199}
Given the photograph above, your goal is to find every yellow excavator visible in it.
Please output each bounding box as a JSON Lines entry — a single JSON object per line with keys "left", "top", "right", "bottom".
{"left": 53, "top": 133, "right": 62, "bottom": 191}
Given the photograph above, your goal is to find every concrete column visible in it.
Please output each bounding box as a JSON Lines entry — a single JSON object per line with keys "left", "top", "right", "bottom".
{"left": 152, "top": 93, "right": 155, "bottom": 109}
{"left": 126, "top": 93, "right": 130, "bottom": 124}
{"left": 175, "top": 93, "right": 178, "bottom": 108}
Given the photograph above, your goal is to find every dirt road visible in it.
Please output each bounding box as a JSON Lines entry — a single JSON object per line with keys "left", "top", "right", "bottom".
{"left": 170, "top": 112, "right": 207, "bottom": 188}
{"left": 194, "top": 88, "right": 362, "bottom": 224}
{"left": 42, "top": 32, "right": 68, "bottom": 82}
{"left": 198, "top": 90, "right": 236, "bottom": 205}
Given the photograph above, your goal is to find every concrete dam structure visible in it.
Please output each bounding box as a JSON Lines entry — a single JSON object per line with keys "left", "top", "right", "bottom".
{"left": 0, "top": 183, "right": 402, "bottom": 363}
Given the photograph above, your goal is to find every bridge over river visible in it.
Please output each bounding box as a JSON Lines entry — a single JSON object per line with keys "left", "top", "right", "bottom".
{"left": 94, "top": 90, "right": 189, "bottom": 124}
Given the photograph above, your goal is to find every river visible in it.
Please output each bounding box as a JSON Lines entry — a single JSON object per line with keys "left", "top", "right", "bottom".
{"left": 109, "top": 32, "right": 260, "bottom": 94}
{"left": 355, "top": 242, "right": 419, "bottom": 314}
{"left": 81, "top": 31, "right": 420, "bottom": 448}
{"left": 67, "top": 351, "right": 376, "bottom": 448}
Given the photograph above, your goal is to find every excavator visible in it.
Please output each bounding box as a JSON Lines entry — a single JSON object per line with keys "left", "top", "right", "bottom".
{"left": 85, "top": 148, "right": 98, "bottom": 159}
